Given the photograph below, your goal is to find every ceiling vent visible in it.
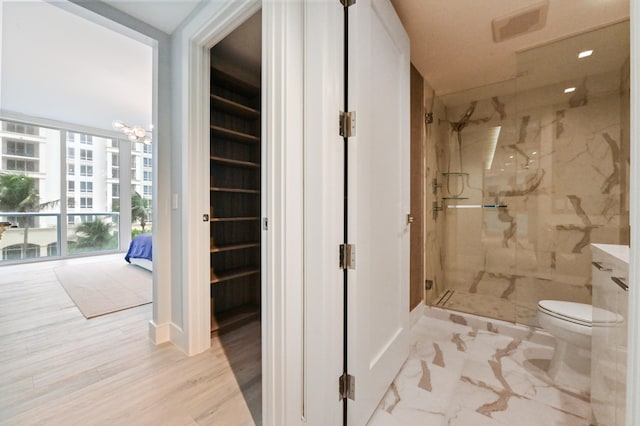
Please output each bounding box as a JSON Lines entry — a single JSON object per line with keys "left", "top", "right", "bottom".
{"left": 492, "top": 1, "right": 549, "bottom": 42}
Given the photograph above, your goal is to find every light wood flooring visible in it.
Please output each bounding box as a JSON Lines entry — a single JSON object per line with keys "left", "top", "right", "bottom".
{"left": 0, "top": 255, "right": 261, "bottom": 425}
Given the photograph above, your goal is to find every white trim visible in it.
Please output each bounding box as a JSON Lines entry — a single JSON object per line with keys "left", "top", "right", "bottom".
{"left": 148, "top": 320, "right": 171, "bottom": 344}
{"left": 170, "top": 322, "right": 188, "bottom": 350}
{"left": 627, "top": 3, "right": 639, "bottom": 425}
{"left": 410, "top": 302, "right": 426, "bottom": 326}
{"left": 300, "top": 1, "right": 344, "bottom": 423}
{"left": 177, "top": 1, "right": 343, "bottom": 423}
{"left": 173, "top": 0, "right": 260, "bottom": 356}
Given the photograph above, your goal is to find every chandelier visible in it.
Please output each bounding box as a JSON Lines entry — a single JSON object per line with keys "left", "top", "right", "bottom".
{"left": 112, "top": 120, "right": 152, "bottom": 145}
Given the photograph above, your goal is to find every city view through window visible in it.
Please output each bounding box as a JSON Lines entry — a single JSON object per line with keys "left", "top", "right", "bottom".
{"left": 0, "top": 119, "right": 152, "bottom": 262}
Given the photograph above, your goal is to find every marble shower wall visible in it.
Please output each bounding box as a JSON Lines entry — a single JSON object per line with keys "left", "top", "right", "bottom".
{"left": 433, "top": 64, "right": 630, "bottom": 326}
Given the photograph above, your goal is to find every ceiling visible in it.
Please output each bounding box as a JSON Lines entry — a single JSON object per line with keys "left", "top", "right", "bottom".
{"left": 84, "top": 0, "right": 630, "bottom": 97}
{"left": 102, "top": 0, "right": 201, "bottom": 34}
{"left": 1, "top": 1, "right": 152, "bottom": 132}
{"left": 390, "top": 0, "right": 629, "bottom": 95}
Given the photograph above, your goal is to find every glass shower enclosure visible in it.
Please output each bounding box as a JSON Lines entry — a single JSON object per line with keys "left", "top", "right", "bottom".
{"left": 431, "top": 21, "right": 630, "bottom": 327}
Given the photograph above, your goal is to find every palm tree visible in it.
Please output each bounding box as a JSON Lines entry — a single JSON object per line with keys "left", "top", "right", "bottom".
{"left": 73, "top": 218, "right": 117, "bottom": 252}
{"left": 0, "top": 173, "right": 58, "bottom": 258}
{"left": 131, "top": 191, "right": 150, "bottom": 232}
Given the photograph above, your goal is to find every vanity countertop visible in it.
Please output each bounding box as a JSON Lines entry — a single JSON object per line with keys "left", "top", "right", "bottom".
{"left": 592, "top": 243, "right": 629, "bottom": 265}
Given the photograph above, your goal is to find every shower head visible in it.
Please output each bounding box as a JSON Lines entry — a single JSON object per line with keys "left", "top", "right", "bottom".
{"left": 450, "top": 101, "right": 477, "bottom": 133}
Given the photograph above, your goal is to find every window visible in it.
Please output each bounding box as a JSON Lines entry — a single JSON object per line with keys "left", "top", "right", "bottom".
{"left": 80, "top": 149, "right": 92, "bottom": 161}
{"left": 80, "top": 197, "right": 93, "bottom": 209}
{"left": 68, "top": 164, "right": 75, "bottom": 175}
{"left": 67, "top": 147, "right": 75, "bottom": 159}
{"left": 80, "top": 165, "right": 93, "bottom": 177}
{"left": 143, "top": 171, "right": 152, "bottom": 181}
{"left": 80, "top": 181, "right": 93, "bottom": 193}
{"left": 112, "top": 183, "right": 120, "bottom": 197}
{"left": 68, "top": 215, "right": 75, "bottom": 225}
{"left": 5, "top": 122, "right": 37, "bottom": 136}
{"left": 79, "top": 134, "right": 92, "bottom": 145}
{"left": 47, "top": 242, "right": 58, "bottom": 257}
{"left": 143, "top": 185, "right": 152, "bottom": 196}
{"left": 68, "top": 198, "right": 75, "bottom": 208}
{"left": 68, "top": 181, "right": 75, "bottom": 192}
{"left": 111, "top": 153, "right": 119, "bottom": 166}
{"left": 7, "top": 141, "right": 35, "bottom": 157}
{"left": 143, "top": 157, "right": 152, "bottom": 168}
{"left": 6, "top": 159, "right": 37, "bottom": 172}
{"left": 143, "top": 144, "right": 152, "bottom": 154}
{"left": 111, "top": 167, "right": 119, "bottom": 179}
{"left": 2, "top": 243, "right": 39, "bottom": 260}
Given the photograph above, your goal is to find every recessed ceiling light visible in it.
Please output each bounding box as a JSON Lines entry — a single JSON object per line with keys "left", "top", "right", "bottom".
{"left": 578, "top": 50, "right": 593, "bottom": 59}
{"left": 531, "top": 151, "right": 537, "bottom": 155}
{"left": 564, "top": 87, "right": 576, "bottom": 93}
{"left": 509, "top": 155, "right": 514, "bottom": 159}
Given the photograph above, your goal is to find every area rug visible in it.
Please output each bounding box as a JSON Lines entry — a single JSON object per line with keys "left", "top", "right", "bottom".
{"left": 54, "top": 259, "right": 151, "bottom": 319}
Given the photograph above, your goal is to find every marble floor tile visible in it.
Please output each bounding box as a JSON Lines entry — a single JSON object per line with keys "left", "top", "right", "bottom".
{"left": 368, "top": 307, "right": 591, "bottom": 426}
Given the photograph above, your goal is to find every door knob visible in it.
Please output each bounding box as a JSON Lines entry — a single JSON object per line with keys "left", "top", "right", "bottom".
{"left": 407, "top": 214, "right": 414, "bottom": 224}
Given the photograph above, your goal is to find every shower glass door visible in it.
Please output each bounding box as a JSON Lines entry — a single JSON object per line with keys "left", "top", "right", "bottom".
{"left": 436, "top": 80, "right": 520, "bottom": 323}
{"left": 433, "top": 21, "right": 630, "bottom": 328}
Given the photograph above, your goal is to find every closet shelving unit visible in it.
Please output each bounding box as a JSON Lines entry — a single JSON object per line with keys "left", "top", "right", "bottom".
{"left": 209, "top": 66, "right": 261, "bottom": 334}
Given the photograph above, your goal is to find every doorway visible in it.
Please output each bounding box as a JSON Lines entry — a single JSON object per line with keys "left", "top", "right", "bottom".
{"left": 208, "top": 10, "right": 262, "bottom": 423}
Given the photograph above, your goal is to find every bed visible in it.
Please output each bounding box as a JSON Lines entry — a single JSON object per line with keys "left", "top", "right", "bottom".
{"left": 125, "top": 233, "right": 153, "bottom": 271}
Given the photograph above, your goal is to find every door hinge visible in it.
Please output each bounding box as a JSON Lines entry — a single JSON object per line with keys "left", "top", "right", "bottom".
{"left": 339, "top": 373, "right": 355, "bottom": 401}
{"left": 339, "top": 244, "right": 356, "bottom": 269}
{"left": 340, "top": 0, "right": 356, "bottom": 7}
{"left": 339, "top": 111, "right": 356, "bottom": 138}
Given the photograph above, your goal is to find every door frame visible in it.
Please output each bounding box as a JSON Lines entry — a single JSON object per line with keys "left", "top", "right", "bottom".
{"left": 176, "top": 0, "right": 344, "bottom": 424}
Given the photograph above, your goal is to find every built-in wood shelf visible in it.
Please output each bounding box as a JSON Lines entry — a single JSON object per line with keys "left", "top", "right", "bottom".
{"left": 210, "top": 187, "right": 260, "bottom": 194}
{"left": 211, "top": 304, "right": 260, "bottom": 335}
{"left": 211, "top": 242, "right": 260, "bottom": 253}
{"left": 210, "top": 216, "right": 261, "bottom": 222}
{"left": 211, "top": 126, "right": 260, "bottom": 144}
{"left": 211, "top": 67, "right": 259, "bottom": 97}
{"left": 211, "top": 266, "right": 260, "bottom": 284}
{"left": 210, "top": 58, "right": 261, "bottom": 335}
{"left": 210, "top": 156, "right": 260, "bottom": 169}
{"left": 211, "top": 95, "right": 260, "bottom": 119}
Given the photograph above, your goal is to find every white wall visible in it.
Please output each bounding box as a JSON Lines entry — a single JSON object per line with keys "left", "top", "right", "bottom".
{"left": 0, "top": 0, "right": 152, "bottom": 132}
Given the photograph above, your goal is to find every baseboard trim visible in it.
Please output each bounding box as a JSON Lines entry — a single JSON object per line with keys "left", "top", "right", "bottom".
{"left": 410, "top": 302, "right": 426, "bottom": 326}
{"left": 148, "top": 320, "right": 170, "bottom": 344}
{"left": 169, "top": 322, "right": 189, "bottom": 354}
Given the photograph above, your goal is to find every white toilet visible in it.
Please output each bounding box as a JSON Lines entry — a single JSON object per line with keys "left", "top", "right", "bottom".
{"left": 537, "top": 300, "right": 620, "bottom": 394}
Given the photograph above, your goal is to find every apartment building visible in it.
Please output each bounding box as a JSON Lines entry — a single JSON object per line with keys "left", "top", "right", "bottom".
{"left": 0, "top": 120, "right": 152, "bottom": 260}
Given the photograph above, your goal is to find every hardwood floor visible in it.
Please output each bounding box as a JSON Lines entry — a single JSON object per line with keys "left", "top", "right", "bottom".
{"left": 0, "top": 255, "right": 261, "bottom": 425}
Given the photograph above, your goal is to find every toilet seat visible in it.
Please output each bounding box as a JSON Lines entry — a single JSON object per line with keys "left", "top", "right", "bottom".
{"left": 537, "top": 300, "right": 621, "bottom": 327}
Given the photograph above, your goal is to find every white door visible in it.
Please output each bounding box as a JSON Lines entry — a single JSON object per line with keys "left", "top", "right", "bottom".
{"left": 346, "top": 0, "right": 411, "bottom": 423}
